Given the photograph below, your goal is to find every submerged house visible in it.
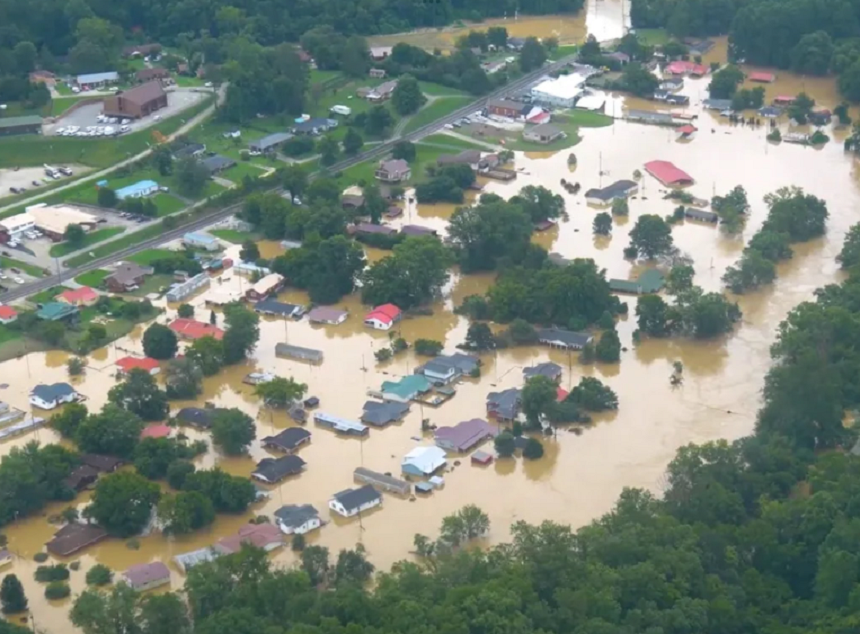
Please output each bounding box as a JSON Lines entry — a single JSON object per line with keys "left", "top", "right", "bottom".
{"left": 434, "top": 418, "right": 498, "bottom": 452}
{"left": 353, "top": 467, "right": 411, "bottom": 495}
{"left": 523, "top": 362, "right": 563, "bottom": 382}
{"left": 251, "top": 455, "right": 306, "bottom": 483}
{"left": 537, "top": 328, "right": 593, "bottom": 350}
{"left": 329, "top": 485, "right": 382, "bottom": 517}
{"left": 123, "top": 562, "right": 170, "bottom": 591}
{"left": 402, "top": 446, "right": 447, "bottom": 477}
{"left": 274, "top": 504, "right": 321, "bottom": 535}
{"left": 46, "top": 523, "right": 108, "bottom": 557}
{"left": 361, "top": 400, "right": 410, "bottom": 427}
{"left": 486, "top": 388, "right": 522, "bottom": 421}
{"left": 314, "top": 412, "right": 369, "bottom": 436}
{"left": 261, "top": 427, "right": 311, "bottom": 453}
{"left": 275, "top": 343, "right": 323, "bottom": 363}
{"left": 380, "top": 375, "right": 431, "bottom": 403}
{"left": 417, "top": 353, "right": 480, "bottom": 383}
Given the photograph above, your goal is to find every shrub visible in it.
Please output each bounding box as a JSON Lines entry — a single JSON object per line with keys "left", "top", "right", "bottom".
{"left": 44, "top": 582, "right": 70, "bottom": 600}
{"left": 35, "top": 564, "right": 69, "bottom": 583}
{"left": 85, "top": 564, "right": 113, "bottom": 586}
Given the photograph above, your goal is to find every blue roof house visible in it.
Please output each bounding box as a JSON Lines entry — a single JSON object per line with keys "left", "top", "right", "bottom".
{"left": 182, "top": 232, "right": 221, "bottom": 251}
{"left": 115, "top": 180, "right": 159, "bottom": 200}
{"left": 30, "top": 383, "right": 79, "bottom": 410}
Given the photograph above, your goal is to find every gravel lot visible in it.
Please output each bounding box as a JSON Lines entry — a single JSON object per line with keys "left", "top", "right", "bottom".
{"left": 45, "top": 88, "right": 211, "bottom": 136}
{"left": 0, "top": 166, "right": 87, "bottom": 200}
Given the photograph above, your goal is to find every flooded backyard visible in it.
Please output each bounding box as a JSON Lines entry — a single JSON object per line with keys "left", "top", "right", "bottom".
{"left": 5, "top": 6, "right": 860, "bottom": 632}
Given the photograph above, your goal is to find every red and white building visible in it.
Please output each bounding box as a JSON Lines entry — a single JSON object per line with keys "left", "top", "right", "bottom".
{"left": 140, "top": 424, "right": 171, "bottom": 439}
{"left": 0, "top": 305, "right": 17, "bottom": 325}
{"left": 57, "top": 286, "right": 98, "bottom": 307}
{"left": 644, "top": 160, "right": 694, "bottom": 186}
{"left": 245, "top": 273, "right": 284, "bottom": 301}
{"left": 168, "top": 318, "right": 224, "bottom": 340}
{"left": 664, "top": 60, "right": 708, "bottom": 77}
{"left": 116, "top": 356, "right": 160, "bottom": 375}
{"left": 364, "top": 304, "right": 402, "bottom": 330}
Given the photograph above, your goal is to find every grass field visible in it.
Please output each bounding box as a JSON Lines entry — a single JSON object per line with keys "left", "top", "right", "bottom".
{"left": 74, "top": 269, "right": 109, "bottom": 286}
{"left": 549, "top": 45, "right": 578, "bottom": 60}
{"left": 129, "top": 248, "right": 176, "bottom": 265}
{"left": 65, "top": 224, "right": 166, "bottom": 267}
{"left": 49, "top": 227, "right": 126, "bottom": 258}
{"left": 153, "top": 192, "right": 187, "bottom": 216}
{"left": 421, "top": 133, "right": 490, "bottom": 151}
{"left": 209, "top": 229, "right": 259, "bottom": 243}
{"left": 556, "top": 110, "right": 615, "bottom": 128}
{"left": 310, "top": 70, "right": 342, "bottom": 86}
{"left": 0, "top": 96, "right": 214, "bottom": 169}
{"left": 637, "top": 28, "right": 670, "bottom": 46}
{"left": 0, "top": 255, "right": 45, "bottom": 277}
{"left": 417, "top": 81, "right": 469, "bottom": 97}
{"left": 27, "top": 285, "right": 67, "bottom": 304}
{"left": 402, "top": 97, "right": 474, "bottom": 135}
{"left": 220, "top": 161, "right": 266, "bottom": 184}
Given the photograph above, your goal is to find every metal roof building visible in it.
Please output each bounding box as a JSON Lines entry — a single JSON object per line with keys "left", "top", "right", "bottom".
{"left": 313, "top": 412, "right": 368, "bottom": 436}
{"left": 353, "top": 467, "right": 411, "bottom": 495}
{"left": 275, "top": 343, "right": 323, "bottom": 363}
{"left": 249, "top": 132, "right": 293, "bottom": 153}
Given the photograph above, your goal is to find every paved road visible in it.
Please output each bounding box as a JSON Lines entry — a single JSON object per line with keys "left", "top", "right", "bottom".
{"left": 0, "top": 86, "right": 225, "bottom": 216}
{"left": 0, "top": 57, "right": 575, "bottom": 303}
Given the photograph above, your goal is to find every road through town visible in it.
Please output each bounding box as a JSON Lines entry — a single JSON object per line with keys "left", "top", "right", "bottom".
{"left": 0, "top": 56, "right": 576, "bottom": 303}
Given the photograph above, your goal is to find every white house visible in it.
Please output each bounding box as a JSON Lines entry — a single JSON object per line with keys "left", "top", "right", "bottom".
{"left": 363, "top": 303, "right": 402, "bottom": 330}
{"left": 402, "top": 446, "right": 447, "bottom": 477}
{"left": 328, "top": 485, "right": 382, "bottom": 518}
{"left": 30, "top": 383, "right": 79, "bottom": 410}
{"left": 274, "top": 504, "right": 322, "bottom": 535}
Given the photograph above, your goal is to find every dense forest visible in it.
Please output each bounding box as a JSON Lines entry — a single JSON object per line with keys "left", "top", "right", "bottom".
{"left": 631, "top": 0, "right": 860, "bottom": 100}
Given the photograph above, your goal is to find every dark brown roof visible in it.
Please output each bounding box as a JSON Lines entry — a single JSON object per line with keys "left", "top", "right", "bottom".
{"left": 80, "top": 454, "right": 123, "bottom": 472}
{"left": 62, "top": 465, "right": 99, "bottom": 490}
{"left": 106, "top": 263, "right": 153, "bottom": 287}
{"left": 115, "top": 81, "right": 166, "bottom": 107}
{"left": 136, "top": 68, "right": 170, "bottom": 81}
{"left": 46, "top": 523, "right": 108, "bottom": 557}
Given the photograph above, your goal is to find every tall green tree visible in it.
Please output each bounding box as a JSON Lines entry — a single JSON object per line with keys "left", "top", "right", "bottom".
{"left": 108, "top": 368, "right": 169, "bottom": 421}
{"left": 222, "top": 303, "right": 260, "bottom": 364}
{"left": 210, "top": 408, "right": 256, "bottom": 455}
{"left": 85, "top": 471, "right": 161, "bottom": 537}
{"left": 391, "top": 74, "right": 426, "bottom": 115}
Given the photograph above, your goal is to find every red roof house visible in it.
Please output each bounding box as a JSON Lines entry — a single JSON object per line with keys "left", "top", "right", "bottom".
{"left": 141, "top": 424, "right": 171, "bottom": 439}
{"left": 168, "top": 318, "right": 224, "bottom": 340}
{"left": 665, "top": 60, "right": 708, "bottom": 77}
{"left": 0, "top": 305, "right": 17, "bottom": 324}
{"left": 773, "top": 95, "right": 795, "bottom": 105}
{"left": 556, "top": 387, "right": 569, "bottom": 402}
{"left": 57, "top": 286, "right": 99, "bottom": 307}
{"left": 748, "top": 71, "right": 775, "bottom": 83}
{"left": 363, "top": 304, "right": 402, "bottom": 331}
{"left": 116, "top": 356, "right": 160, "bottom": 375}
{"left": 644, "top": 160, "right": 694, "bottom": 186}
{"left": 677, "top": 124, "right": 697, "bottom": 135}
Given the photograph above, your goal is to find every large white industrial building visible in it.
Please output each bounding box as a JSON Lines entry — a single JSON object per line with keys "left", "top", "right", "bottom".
{"left": 530, "top": 73, "right": 588, "bottom": 108}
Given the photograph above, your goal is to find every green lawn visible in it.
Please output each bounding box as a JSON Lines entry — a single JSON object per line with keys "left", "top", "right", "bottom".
{"left": 65, "top": 225, "right": 166, "bottom": 267}
{"left": 418, "top": 81, "right": 468, "bottom": 97}
{"left": 0, "top": 96, "right": 214, "bottom": 169}
{"left": 402, "top": 97, "right": 473, "bottom": 135}
{"left": 175, "top": 76, "right": 208, "bottom": 88}
{"left": 556, "top": 110, "right": 614, "bottom": 128}
{"left": 126, "top": 273, "right": 174, "bottom": 297}
{"left": 421, "top": 133, "right": 491, "bottom": 151}
{"left": 220, "top": 161, "right": 266, "bottom": 184}
{"left": 463, "top": 109, "right": 614, "bottom": 152}
{"left": 310, "top": 70, "right": 343, "bottom": 86}
{"left": 49, "top": 227, "right": 126, "bottom": 258}
{"left": 0, "top": 325, "right": 22, "bottom": 346}
{"left": 0, "top": 256, "right": 45, "bottom": 277}
{"left": 129, "top": 248, "right": 176, "bottom": 265}
{"left": 153, "top": 193, "right": 187, "bottom": 216}
{"left": 339, "top": 142, "right": 452, "bottom": 188}
{"left": 50, "top": 97, "right": 90, "bottom": 117}
{"left": 549, "top": 45, "right": 578, "bottom": 61}
{"left": 636, "top": 28, "right": 670, "bottom": 46}
{"left": 209, "top": 229, "right": 259, "bottom": 244}
{"left": 74, "top": 269, "right": 109, "bottom": 286}
{"left": 28, "top": 286, "right": 67, "bottom": 304}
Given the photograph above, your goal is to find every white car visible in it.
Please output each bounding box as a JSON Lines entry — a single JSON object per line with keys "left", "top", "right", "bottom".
{"left": 71, "top": 86, "right": 80, "bottom": 93}
{"left": 0, "top": 274, "right": 7, "bottom": 280}
{"left": 13, "top": 277, "right": 24, "bottom": 284}
{"left": 205, "top": 81, "right": 213, "bottom": 87}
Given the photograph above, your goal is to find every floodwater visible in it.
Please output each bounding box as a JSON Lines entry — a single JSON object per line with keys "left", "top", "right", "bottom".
{"left": 4, "top": 12, "right": 860, "bottom": 634}
{"left": 367, "top": 0, "right": 628, "bottom": 50}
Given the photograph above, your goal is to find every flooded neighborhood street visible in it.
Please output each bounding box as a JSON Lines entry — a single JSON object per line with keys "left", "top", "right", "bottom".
{"left": 4, "top": 3, "right": 860, "bottom": 632}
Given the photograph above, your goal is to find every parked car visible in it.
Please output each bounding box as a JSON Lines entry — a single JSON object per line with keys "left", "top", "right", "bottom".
{"left": 13, "top": 277, "right": 23, "bottom": 284}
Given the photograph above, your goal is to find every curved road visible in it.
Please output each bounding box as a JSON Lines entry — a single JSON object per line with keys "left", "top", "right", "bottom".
{"left": 1, "top": 56, "right": 576, "bottom": 303}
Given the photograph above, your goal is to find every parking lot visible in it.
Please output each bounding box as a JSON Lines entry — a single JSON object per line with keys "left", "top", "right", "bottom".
{"left": 0, "top": 165, "right": 88, "bottom": 200}
{"left": 44, "top": 88, "right": 211, "bottom": 137}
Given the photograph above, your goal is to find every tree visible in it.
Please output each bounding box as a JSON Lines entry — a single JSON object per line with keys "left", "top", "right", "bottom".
{"left": 301, "top": 545, "right": 330, "bottom": 586}
{"left": 177, "top": 303, "right": 194, "bottom": 318}
{"left": 510, "top": 185, "right": 565, "bottom": 224}
{"left": 186, "top": 336, "right": 224, "bottom": 376}
{"left": 593, "top": 212, "right": 612, "bottom": 235}
{"left": 447, "top": 199, "right": 533, "bottom": 272}
{"left": 791, "top": 30, "right": 833, "bottom": 75}
{"left": 255, "top": 377, "right": 307, "bottom": 408}
{"left": 85, "top": 564, "right": 113, "bottom": 586}
{"left": 319, "top": 135, "right": 339, "bottom": 166}
{"left": 158, "top": 491, "right": 216, "bottom": 534}
{"left": 666, "top": 264, "right": 695, "bottom": 294}
{"left": 723, "top": 249, "right": 777, "bottom": 293}
{"left": 628, "top": 214, "right": 674, "bottom": 259}
{"left": 239, "top": 240, "right": 260, "bottom": 263}
{"left": 143, "top": 324, "right": 178, "bottom": 360}
{"left": 222, "top": 303, "right": 260, "bottom": 364}
{"left": 595, "top": 328, "right": 621, "bottom": 362}
{"left": 86, "top": 471, "right": 161, "bottom": 537}
{"left": 362, "top": 183, "right": 387, "bottom": 224}
{"left": 108, "top": 368, "right": 169, "bottom": 421}
{"left": 391, "top": 74, "right": 426, "bottom": 115}
{"left": 97, "top": 186, "right": 117, "bottom": 208}
{"left": 45, "top": 582, "right": 70, "bottom": 599}
{"left": 361, "top": 237, "right": 452, "bottom": 309}
{"left": 636, "top": 294, "right": 672, "bottom": 337}
{"left": 211, "top": 408, "right": 256, "bottom": 455}
{"left": 611, "top": 198, "right": 629, "bottom": 216}
{"left": 463, "top": 322, "right": 495, "bottom": 351}
{"left": 567, "top": 377, "right": 618, "bottom": 411}
{"left": 519, "top": 37, "right": 546, "bottom": 72}
{"left": 164, "top": 357, "right": 203, "bottom": 400}
{"left": 707, "top": 64, "right": 743, "bottom": 98}
{"left": 439, "top": 505, "right": 489, "bottom": 546}
{"left": 365, "top": 105, "right": 394, "bottom": 136}
{"left": 281, "top": 165, "right": 308, "bottom": 202}
{"left": 334, "top": 547, "right": 375, "bottom": 585}
{"left": 64, "top": 223, "right": 86, "bottom": 246}
{"left": 522, "top": 375, "right": 557, "bottom": 427}
{"left": 788, "top": 92, "right": 815, "bottom": 124}
{"left": 52, "top": 402, "right": 88, "bottom": 438}
{"left": 619, "top": 62, "right": 659, "bottom": 97}
{"left": 523, "top": 437, "right": 544, "bottom": 460}
{"left": 76, "top": 404, "right": 144, "bottom": 458}
{"left": 1, "top": 575, "right": 27, "bottom": 614}
{"left": 342, "top": 127, "right": 364, "bottom": 155}
{"left": 152, "top": 145, "right": 173, "bottom": 176}
{"left": 414, "top": 339, "right": 443, "bottom": 356}
{"left": 71, "top": 584, "right": 138, "bottom": 634}
{"left": 838, "top": 223, "right": 860, "bottom": 269}
{"left": 487, "top": 26, "right": 508, "bottom": 48}
{"left": 167, "top": 460, "right": 195, "bottom": 490}
{"left": 493, "top": 431, "right": 517, "bottom": 458}
{"left": 175, "top": 156, "right": 210, "bottom": 198}
{"left": 392, "top": 141, "right": 416, "bottom": 162}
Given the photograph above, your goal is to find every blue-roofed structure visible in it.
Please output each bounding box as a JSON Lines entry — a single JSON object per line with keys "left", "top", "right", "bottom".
{"left": 182, "top": 232, "right": 221, "bottom": 251}
{"left": 115, "top": 179, "right": 159, "bottom": 200}
{"left": 77, "top": 71, "right": 119, "bottom": 86}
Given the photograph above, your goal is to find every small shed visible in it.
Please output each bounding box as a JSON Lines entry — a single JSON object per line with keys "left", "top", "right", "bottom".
{"left": 471, "top": 450, "right": 493, "bottom": 465}
{"left": 275, "top": 343, "right": 324, "bottom": 363}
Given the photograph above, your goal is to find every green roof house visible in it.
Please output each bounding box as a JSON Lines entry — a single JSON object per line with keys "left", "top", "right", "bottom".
{"left": 36, "top": 302, "right": 79, "bottom": 322}
{"left": 381, "top": 375, "right": 431, "bottom": 403}
{"left": 609, "top": 269, "right": 665, "bottom": 295}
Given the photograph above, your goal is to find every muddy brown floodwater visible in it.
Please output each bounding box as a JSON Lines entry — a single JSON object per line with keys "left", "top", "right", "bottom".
{"left": 4, "top": 9, "right": 860, "bottom": 633}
